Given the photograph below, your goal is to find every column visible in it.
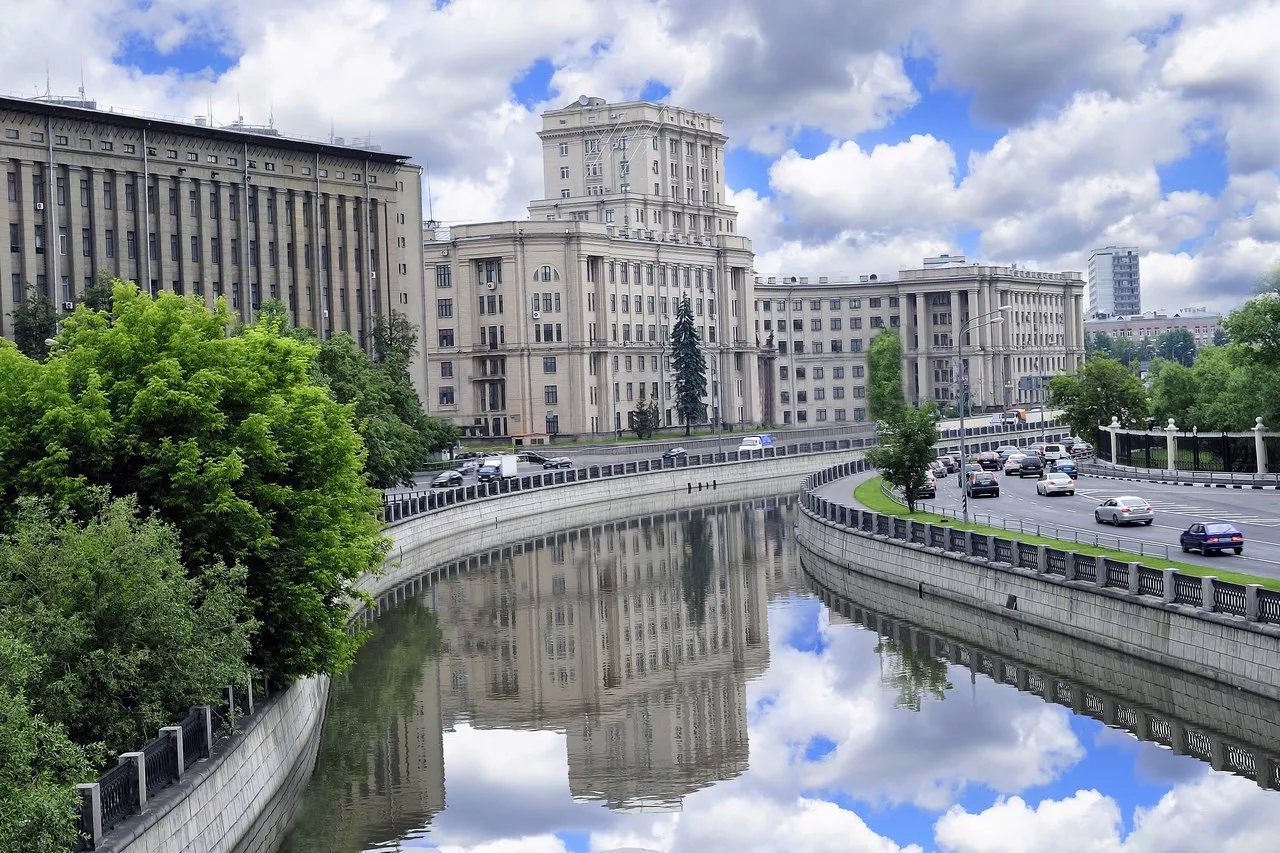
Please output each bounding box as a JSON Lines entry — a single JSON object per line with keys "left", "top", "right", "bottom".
{"left": 914, "top": 293, "right": 927, "bottom": 404}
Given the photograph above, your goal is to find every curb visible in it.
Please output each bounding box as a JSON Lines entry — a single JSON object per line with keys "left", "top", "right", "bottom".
{"left": 1081, "top": 470, "right": 1280, "bottom": 491}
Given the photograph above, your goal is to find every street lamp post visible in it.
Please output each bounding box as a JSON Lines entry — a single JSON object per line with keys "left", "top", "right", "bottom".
{"left": 957, "top": 305, "right": 1012, "bottom": 526}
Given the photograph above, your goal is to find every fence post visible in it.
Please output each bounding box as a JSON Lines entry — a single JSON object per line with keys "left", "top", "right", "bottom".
{"left": 1063, "top": 550, "right": 1077, "bottom": 581}
{"left": 161, "top": 725, "right": 185, "bottom": 780}
{"left": 1162, "top": 569, "right": 1177, "bottom": 604}
{"left": 1109, "top": 417, "right": 1120, "bottom": 465}
{"left": 224, "top": 685, "right": 236, "bottom": 731}
{"left": 1127, "top": 562, "right": 1141, "bottom": 595}
{"left": 1246, "top": 584, "right": 1261, "bottom": 621}
{"left": 985, "top": 535, "right": 997, "bottom": 562}
{"left": 1094, "top": 555, "right": 1107, "bottom": 587}
{"left": 1255, "top": 418, "right": 1268, "bottom": 474}
{"left": 119, "top": 751, "right": 147, "bottom": 811}
{"left": 246, "top": 674, "right": 255, "bottom": 715}
{"left": 1035, "top": 545, "right": 1048, "bottom": 573}
{"left": 76, "top": 783, "right": 103, "bottom": 847}
{"left": 1200, "top": 576, "right": 1217, "bottom": 612}
{"left": 197, "top": 705, "right": 213, "bottom": 757}
{"left": 1165, "top": 418, "right": 1179, "bottom": 472}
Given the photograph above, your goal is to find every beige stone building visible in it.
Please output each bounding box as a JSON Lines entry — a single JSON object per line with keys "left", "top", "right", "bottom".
{"left": 0, "top": 93, "right": 428, "bottom": 396}
{"left": 423, "top": 96, "right": 758, "bottom": 439}
{"left": 753, "top": 264, "right": 1086, "bottom": 423}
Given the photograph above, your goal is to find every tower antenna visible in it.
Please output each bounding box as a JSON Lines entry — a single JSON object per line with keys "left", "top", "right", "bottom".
{"left": 426, "top": 168, "right": 435, "bottom": 221}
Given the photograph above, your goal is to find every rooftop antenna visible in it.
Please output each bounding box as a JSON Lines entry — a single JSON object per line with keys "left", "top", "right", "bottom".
{"left": 329, "top": 118, "right": 335, "bottom": 144}
{"left": 426, "top": 168, "right": 435, "bottom": 221}
{"left": 268, "top": 100, "right": 274, "bottom": 129}
{"left": 78, "top": 64, "right": 86, "bottom": 102}
{"left": 45, "top": 60, "right": 51, "bottom": 98}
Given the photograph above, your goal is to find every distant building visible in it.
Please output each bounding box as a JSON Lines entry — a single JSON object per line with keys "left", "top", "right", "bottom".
{"left": 922, "top": 253, "right": 967, "bottom": 268}
{"left": 1083, "top": 309, "right": 1223, "bottom": 346}
{"left": 1088, "top": 246, "right": 1141, "bottom": 317}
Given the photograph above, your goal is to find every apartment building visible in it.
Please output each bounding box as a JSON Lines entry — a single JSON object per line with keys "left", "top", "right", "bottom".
{"left": 0, "top": 93, "right": 428, "bottom": 396}
{"left": 423, "top": 96, "right": 758, "bottom": 439}
{"left": 754, "top": 264, "right": 1086, "bottom": 423}
{"left": 1083, "top": 308, "right": 1223, "bottom": 346}
{"left": 1088, "top": 245, "right": 1141, "bottom": 317}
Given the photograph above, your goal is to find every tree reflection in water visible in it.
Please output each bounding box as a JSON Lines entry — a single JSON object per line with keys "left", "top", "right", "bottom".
{"left": 681, "top": 515, "right": 716, "bottom": 623}
{"left": 874, "top": 636, "right": 953, "bottom": 712}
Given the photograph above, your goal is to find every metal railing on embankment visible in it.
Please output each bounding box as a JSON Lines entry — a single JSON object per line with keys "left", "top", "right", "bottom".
{"left": 72, "top": 680, "right": 261, "bottom": 851}
{"left": 801, "top": 461, "right": 1280, "bottom": 625}
{"left": 382, "top": 419, "right": 1069, "bottom": 524}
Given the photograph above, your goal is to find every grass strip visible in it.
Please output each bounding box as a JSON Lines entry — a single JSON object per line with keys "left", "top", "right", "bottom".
{"left": 850, "top": 477, "right": 1280, "bottom": 592}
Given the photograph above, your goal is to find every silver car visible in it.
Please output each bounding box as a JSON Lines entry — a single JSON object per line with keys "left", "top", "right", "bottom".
{"left": 1094, "top": 496, "right": 1154, "bottom": 526}
{"left": 1036, "top": 472, "right": 1076, "bottom": 496}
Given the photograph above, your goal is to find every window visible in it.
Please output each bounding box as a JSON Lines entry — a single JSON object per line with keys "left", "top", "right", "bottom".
{"left": 441, "top": 361, "right": 454, "bottom": 378}
{"left": 543, "top": 356, "right": 557, "bottom": 373}
{"left": 438, "top": 386, "right": 455, "bottom": 405}
{"left": 56, "top": 134, "right": 69, "bottom": 146}
{"left": 438, "top": 328, "right": 455, "bottom": 347}
{"left": 105, "top": 229, "right": 115, "bottom": 258}
{"left": 127, "top": 230, "right": 137, "bottom": 259}
{"left": 437, "top": 298, "right": 453, "bottom": 318}
{"left": 560, "top": 166, "right": 570, "bottom": 179}
{"left": 559, "top": 143, "right": 569, "bottom": 156}
{"left": 123, "top": 143, "right": 135, "bottom": 153}
{"left": 166, "top": 149, "right": 178, "bottom": 159}
{"left": 544, "top": 385, "right": 558, "bottom": 404}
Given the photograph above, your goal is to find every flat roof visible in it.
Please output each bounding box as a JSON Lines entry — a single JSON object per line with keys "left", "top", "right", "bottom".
{"left": 0, "top": 94, "right": 414, "bottom": 166}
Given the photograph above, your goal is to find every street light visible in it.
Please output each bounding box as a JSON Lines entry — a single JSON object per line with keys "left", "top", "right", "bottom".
{"left": 957, "top": 305, "right": 1012, "bottom": 526}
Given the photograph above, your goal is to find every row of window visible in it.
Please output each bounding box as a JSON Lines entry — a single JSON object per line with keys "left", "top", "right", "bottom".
{"left": 782, "top": 408, "right": 866, "bottom": 424}
{"left": 557, "top": 139, "right": 718, "bottom": 160}
{"left": 780, "top": 387, "right": 866, "bottom": 403}
{"left": 779, "top": 365, "right": 865, "bottom": 380}
{"left": 776, "top": 337, "right": 876, "bottom": 355}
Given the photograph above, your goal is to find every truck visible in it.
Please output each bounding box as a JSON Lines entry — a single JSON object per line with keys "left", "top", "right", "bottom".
{"left": 477, "top": 454, "right": 520, "bottom": 482}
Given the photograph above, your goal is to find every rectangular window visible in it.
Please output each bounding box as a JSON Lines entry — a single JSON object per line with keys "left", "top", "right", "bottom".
{"left": 438, "top": 328, "right": 455, "bottom": 347}
{"left": 437, "top": 298, "right": 453, "bottom": 318}
{"left": 126, "top": 230, "right": 137, "bottom": 259}
{"left": 105, "top": 229, "right": 115, "bottom": 258}
{"left": 543, "top": 356, "right": 557, "bottom": 373}
{"left": 544, "top": 385, "right": 558, "bottom": 405}
{"left": 438, "top": 386, "right": 455, "bottom": 406}
{"left": 436, "top": 264, "right": 452, "bottom": 287}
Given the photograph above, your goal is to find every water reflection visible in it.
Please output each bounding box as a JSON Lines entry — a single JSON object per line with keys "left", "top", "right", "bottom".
{"left": 282, "top": 496, "right": 1280, "bottom": 853}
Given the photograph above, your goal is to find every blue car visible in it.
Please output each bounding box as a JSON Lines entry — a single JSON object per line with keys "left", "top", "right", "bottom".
{"left": 1180, "top": 521, "right": 1244, "bottom": 555}
{"left": 1051, "top": 460, "right": 1079, "bottom": 479}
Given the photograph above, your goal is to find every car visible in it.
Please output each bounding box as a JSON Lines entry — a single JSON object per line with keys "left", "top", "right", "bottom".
{"left": 1050, "top": 459, "right": 1079, "bottom": 479}
{"left": 518, "top": 450, "right": 549, "bottom": 464}
{"left": 431, "top": 470, "right": 463, "bottom": 488}
{"left": 1071, "top": 440, "right": 1094, "bottom": 458}
{"left": 966, "top": 472, "right": 1000, "bottom": 498}
{"left": 918, "top": 470, "right": 937, "bottom": 499}
{"left": 476, "top": 464, "right": 501, "bottom": 483}
{"left": 995, "top": 445, "right": 1022, "bottom": 460}
{"left": 1003, "top": 452, "right": 1028, "bottom": 474}
{"left": 1036, "top": 471, "right": 1076, "bottom": 496}
{"left": 454, "top": 450, "right": 481, "bottom": 460}
{"left": 1042, "top": 443, "right": 1068, "bottom": 461}
{"left": 543, "top": 456, "right": 573, "bottom": 469}
{"left": 1180, "top": 521, "right": 1244, "bottom": 555}
{"left": 974, "top": 451, "right": 1002, "bottom": 471}
{"left": 1017, "top": 456, "right": 1045, "bottom": 477}
{"left": 1095, "top": 496, "right": 1155, "bottom": 526}
{"left": 1026, "top": 442, "right": 1048, "bottom": 458}
{"left": 663, "top": 446, "right": 688, "bottom": 459}
{"left": 737, "top": 436, "right": 764, "bottom": 453}
{"left": 928, "top": 460, "right": 948, "bottom": 477}
{"left": 456, "top": 460, "right": 480, "bottom": 475}
{"left": 936, "top": 455, "right": 958, "bottom": 473}
{"left": 963, "top": 463, "right": 983, "bottom": 482}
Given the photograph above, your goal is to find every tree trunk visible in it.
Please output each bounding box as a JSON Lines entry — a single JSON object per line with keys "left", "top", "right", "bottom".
{"left": 684, "top": 419, "right": 691, "bottom": 437}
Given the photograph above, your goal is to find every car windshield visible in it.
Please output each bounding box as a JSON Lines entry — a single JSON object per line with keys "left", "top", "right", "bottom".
{"left": 1205, "top": 523, "right": 1238, "bottom": 534}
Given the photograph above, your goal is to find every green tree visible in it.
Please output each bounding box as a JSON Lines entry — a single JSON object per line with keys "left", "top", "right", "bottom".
{"left": 1257, "top": 262, "right": 1280, "bottom": 295}
{"left": 868, "top": 329, "right": 905, "bottom": 420}
{"left": 1085, "top": 330, "right": 1113, "bottom": 361}
{"left": 0, "top": 495, "right": 254, "bottom": 761}
{"left": 1147, "top": 360, "right": 1198, "bottom": 428}
{"left": 0, "top": 634, "right": 91, "bottom": 853}
{"left": 81, "top": 269, "right": 118, "bottom": 313}
{"left": 631, "top": 399, "right": 660, "bottom": 439}
{"left": 1224, "top": 291, "right": 1280, "bottom": 368}
{"left": 0, "top": 281, "right": 388, "bottom": 682}
{"left": 7, "top": 285, "right": 57, "bottom": 359}
{"left": 874, "top": 636, "right": 952, "bottom": 711}
{"left": 867, "top": 403, "right": 940, "bottom": 513}
{"left": 1154, "top": 328, "right": 1196, "bottom": 366}
{"left": 1047, "top": 357, "right": 1148, "bottom": 438}
{"left": 1211, "top": 326, "right": 1229, "bottom": 347}
{"left": 671, "top": 296, "right": 706, "bottom": 436}
{"left": 252, "top": 298, "right": 315, "bottom": 342}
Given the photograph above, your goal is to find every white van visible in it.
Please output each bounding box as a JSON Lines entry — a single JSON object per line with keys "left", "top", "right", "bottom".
{"left": 1042, "top": 443, "right": 1067, "bottom": 461}
{"left": 737, "top": 436, "right": 764, "bottom": 453}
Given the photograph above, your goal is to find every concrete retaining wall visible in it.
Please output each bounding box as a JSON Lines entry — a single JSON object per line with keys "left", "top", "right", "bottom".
{"left": 796, "top": 509, "right": 1280, "bottom": 702}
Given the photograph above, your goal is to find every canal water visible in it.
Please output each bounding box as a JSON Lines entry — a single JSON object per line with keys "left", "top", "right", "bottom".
{"left": 279, "top": 496, "right": 1280, "bottom": 853}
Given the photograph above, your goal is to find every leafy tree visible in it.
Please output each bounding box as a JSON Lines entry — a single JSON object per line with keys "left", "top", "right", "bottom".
{"left": 1224, "top": 291, "right": 1280, "bottom": 368}
{"left": 868, "top": 329, "right": 905, "bottom": 420}
{"left": 1147, "top": 360, "right": 1198, "bottom": 428}
{"left": 1211, "top": 326, "right": 1228, "bottom": 347}
{"left": 81, "top": 269, "right": 118, "bottom": 313}
{"left": 1047, "top": 357, "right": 1148, "bottom": 438}
{"left": 252, "top": 298, "right": 315, "bottom": 342}
{"left": 1153, "top": 328, "right": 1196, "bottom": 366}
{"left": 671, "top": 296, "right": 706, "bottom": 436}
{"left": 631, "top": 399, "right": 661, "bottom": 439}
{"left": 1085, "top": 330, "right": 1112, "bottom": 360}
{"left": 0, "top": 495, "right": 254, "bottom": 761}
{"left": 0, "top": 281, "right": 388, "bottom": 682}
{"left": 1257, "top": 262, "right": 1280, "bottom": 295}
{"left": 867, "top": 403, "right": 940, "bottom": 513}
{"left": 7, "top": 285, "right": 57, "bottom": 359}
{"left": 874, "top": 636, "right": 952, "bottom": 711}
{"left": 0, "top": 634, "right": 91, "bottom": 853}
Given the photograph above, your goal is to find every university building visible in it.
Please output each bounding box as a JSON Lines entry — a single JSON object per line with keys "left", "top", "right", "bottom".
{"left": 0, "top": 93, "right": 428, "bottom": 397}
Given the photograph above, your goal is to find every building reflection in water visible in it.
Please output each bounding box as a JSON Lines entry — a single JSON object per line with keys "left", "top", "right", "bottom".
{"left": 280, "top": 497, "right": 804, "bottom": 852}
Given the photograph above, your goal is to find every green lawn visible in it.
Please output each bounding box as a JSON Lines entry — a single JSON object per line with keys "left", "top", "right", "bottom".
{"left": 851, "top": 477, "right": 1280, "bottom": 591}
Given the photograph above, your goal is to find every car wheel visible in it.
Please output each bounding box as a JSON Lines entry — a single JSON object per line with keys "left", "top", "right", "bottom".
{"left": 1181, "top": 543, "right": 1190, "bottom": 553}
{"left": 1094, "top": 512, "right": 1104, "bottom": 524}
{"left": 1067, "top": 491, "right": 1074, "bottom": 496}
{"left": 1143, "top": 519, "right": 1152, "bottom": 526}
{"left": 1234, "top": 547, "right": 1243, "bottom": 555}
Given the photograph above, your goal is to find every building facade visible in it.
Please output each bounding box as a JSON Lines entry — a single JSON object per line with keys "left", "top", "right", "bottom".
{"left": 753, "top": 264, "right": 1086, "bottom": 423}
{"left": 1088, "top": 245, "right": 1141, "bottom": 317}
{"left": 1, "top": 94, "right": 428, "bottom": 397}
{"left": 1083, "top": 308, "right": 1223, "bottom": 347}
{"left": 423, "top": 96, "right": 758, "bottom": 439}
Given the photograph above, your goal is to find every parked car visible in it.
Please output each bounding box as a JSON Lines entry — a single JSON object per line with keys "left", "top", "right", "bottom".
{"left": 936, "top": 455, "right": 958, "bottom": 473}
{"left": 1036, "top": 471, "right": 1076, "bottom": 496}
{"left": 966, "top": 471, "right": 1000, "bottom": 498}
{"left": 1050, "top": 459, "right": 1079, "bottom": 479}
{"left": 456, "top": 460, "right": 480, "bottom": 475}
{"left": 1042, "top": 443, "right": 1068, "bottom": 461}
{"left": 918, "top": 470, "right": 937, "bottom": 499}
{"left": 432, "top": 470, "right": 464, "bottom": 488}
{"left": 995, "top": 445, "right": 1022, "bottom": 460}
{"left": 1180, "top": 521, "right": 1244, "bottom": 555}
{"left": 543, "top": 456, "right": 573, "bottom": 469}
{"left": 1017, "top": 456, "right": 1045, "bottom": 477}
{"left": 663, "top": 446, "right": 688, "bottom": 459}
{"left": 1003, "top": 452, "right": 1028, "bottom": 474}
{"left": 1095, "top": 496, "right": 1155, "bottom": 526}
{"left": 453, "top": 450, "right": 481, "bottom": 460}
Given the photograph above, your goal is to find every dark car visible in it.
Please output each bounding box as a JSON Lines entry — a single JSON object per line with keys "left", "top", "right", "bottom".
{"left": 1180, "top": 521, "right": 1244, "bottom": 555}
{"left": 1050, "top": 460, "right": 1079, "bottom": 479}
{"left": 431, "top": 470, "right": 463, "bottom": 488}
{"left": 966, "top": 472, "right": 1000, "bottom": 498}
{"left": 476, "top": 464, "right": 500, "bottom": 483}
{"left": 936, "top": 455, "right": 958, "bottom": 473}
{"left": 663, "top": 446, "right": 688, "bottom": 459}
{"left": 518, "top": 450, "right": 549, "bottom": 464}
{"left": 976, "top": 451, "right": 1002, "bottom": 471}
{"left": 543, "top": 456, "right": 573, "bottom": 469}
{"left": 1017, "top": 456, "right": 1045, "bottom": 478}
{"left": 963, "top": 463, "right": 983, "bottom": 482}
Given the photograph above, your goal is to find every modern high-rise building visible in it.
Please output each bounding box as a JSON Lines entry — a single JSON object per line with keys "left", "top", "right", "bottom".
{"left": 1087, "top": 246, "right": 1141, "bottom": 317}
{"left": 0, "top": 93, "right": 429, "bottom": 398}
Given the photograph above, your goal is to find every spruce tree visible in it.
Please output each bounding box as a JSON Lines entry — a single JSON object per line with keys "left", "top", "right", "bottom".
{"left": 671, "top": 296, "right": 707, "bottom": 436}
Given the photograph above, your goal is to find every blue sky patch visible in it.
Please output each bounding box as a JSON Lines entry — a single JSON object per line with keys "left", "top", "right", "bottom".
{"left": 803, "top": 734, "right": 837, "bottom": 762}
{"left": 116, "top": 28, "right": 237, "bottom": 77}
{"left": 1157, "top": 137, "right": 1228, "bottom": 197}
{"left": 512, "top": 58, "right": 555, "bottom": 108}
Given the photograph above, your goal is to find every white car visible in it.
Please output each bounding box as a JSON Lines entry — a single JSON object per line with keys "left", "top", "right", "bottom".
{"left": 1095, "top": 496, "right": 1155, "bottom": 526}
{"left": 1003, "top": 452, "right": 1028, "bottom": 474}
{"left": 1036, "top": 472, "right": 1076, "bottom": 496}
{"left": 1042, "top": 443, "right": 1068, "bottom": 461}
{"left": 737, "top": 436, "right": 763, "bottom": 453}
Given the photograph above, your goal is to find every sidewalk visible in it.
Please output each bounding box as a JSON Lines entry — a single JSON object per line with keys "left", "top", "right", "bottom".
{"left": 1078, "top": 460, "right": 1280, "bottom": 491}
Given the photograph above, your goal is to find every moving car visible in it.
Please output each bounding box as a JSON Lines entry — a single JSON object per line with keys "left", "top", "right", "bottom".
{"left": 1017, "top": 456, "right": 1045, "bottom": 478}
{"left": 543, "top": 456, "right": 573, "bottom": 469}
{"left": 1050, "top": 459, "right": 1079, "bottom": 479}
{"left": 936, "top": 455, "right": 958, "bottom": 473}
{"left": 1180, "top": 521, "right": 1244, "bottom": 555}
{"left": 918, "top": 470, "right": 937, "bottom": 499}
{"left": 476, "top": 463, "right": 500, "bottom": 483}
{"left": 1036, "top": 471, "right": 1076, "bottom": 496}
{"left": 966, "top": 471, "right": 1000, "bottom": 498}
{"left": 1071, "top": 440, "right": 1094, "bottom": 458}
{"left": 456, "top": 460, "right": 480, "bottom": 475}
{"left": 663, "top": 446, "right": 688, "bottom": 459}
{"left": 1094, "top": 496, "right": 1154, "bottom": 526}
{"left": 1003, "top": 452, "right": 1028, "bottom": 474}
{"left": 737, "top": 436, "right": 764, "bottom": 453}
{"left": 431, "top": 470, "right": 464, "bottom": 488}
{"left": 1026, "top": 442, "right": 1048, "bottom": 457}
{"left": 928, "top": 460, "right": 948, "bottom": 478}
{"left": 974, "top": 451, "right": 1002, "bottom": 471}
{"left": 518, "top": 450, "right": 549, "bottom": 464}
{"left": 1042, "top": 443, "right": 1068, "bottom": 461}
{"left": 964, "top": 463, "right": 983, "bottom": 482}
{"left": 995, "top": 445, "right": 1021, "bottom": 460}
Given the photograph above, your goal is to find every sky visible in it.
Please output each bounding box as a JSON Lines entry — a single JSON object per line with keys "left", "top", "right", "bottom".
{"left": 7, "top": 0, "right": 1280, "bottom": 314}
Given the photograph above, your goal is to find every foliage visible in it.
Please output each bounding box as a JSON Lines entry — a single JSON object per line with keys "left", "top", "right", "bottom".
{"left": 1257, "top": 262, "right": 1280, "bottom": 295}
{"left": 7, "top": 284, "right": 57, "bottom": 360}
{"left": 671, "top": 296, "right": 707, "bottom": 436}
{"left": 1211, "top": 327, "right": 1229, "bottom": 347}
{"left": 1148, "top": 345, "right": 1280, "bottom": 432}
{"left": 867, "top": 329, "right": 905, "bottom": 420}
{"left": 1146, "top": 359, "right": 1198, "bottom": 428}
{"left": 681, "top": 514, "right": 715, "bottom": 623}
{"left": 631, "top": 399, "right": 661, "bottom": 439}
{"left": 1086, "top": 330, "right": 1141, "bottom": 366}
{"left": 1047, "top": 357, "right": 1148, "bottom": 438}
{"left": 866, "top": 403, "right": 940, "bottom": 513}
{"left": 1224, "top": 290, "right": 1280, "bottom": 368}
{"left": 81, "top": 269, "right": 118, "bottom": 313}
{"left": 1152, "top": 328, "right": 1196, "bottom": 366}
{"left": 0, "top": 281, "right": 388, "bottom": 682}
{"left": 0, "top": 495, "right": 254, "bottom": 762}
{"left": 874, "top": 637, "right": 952, "bottom": 711}
{"left": 0, "top": 634, "right": 91, "bottom": 853}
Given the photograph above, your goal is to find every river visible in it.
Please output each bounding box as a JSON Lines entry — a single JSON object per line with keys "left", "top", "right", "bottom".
{"left": 278, "top": 495, "right": 1280, "bottom": 852}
